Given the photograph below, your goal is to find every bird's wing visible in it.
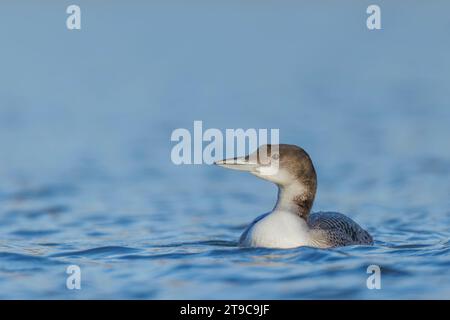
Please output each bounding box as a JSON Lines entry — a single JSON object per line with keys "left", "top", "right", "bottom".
{"left": 308, "top": 211, "right": 373, "bottom": 247}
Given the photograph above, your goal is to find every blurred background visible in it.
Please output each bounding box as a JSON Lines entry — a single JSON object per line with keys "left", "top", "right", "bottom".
{"left": 0, "top": 0, "right": 449, "bottom": 299}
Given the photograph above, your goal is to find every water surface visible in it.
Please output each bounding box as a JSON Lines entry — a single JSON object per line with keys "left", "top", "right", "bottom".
{"left": 0, "top": 1, "right": 450, "bottom": 299}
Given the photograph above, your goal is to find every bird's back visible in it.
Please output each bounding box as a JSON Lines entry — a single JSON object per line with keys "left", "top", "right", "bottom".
{"left": 307, "top": 211, "right": 373, "bottom": 248}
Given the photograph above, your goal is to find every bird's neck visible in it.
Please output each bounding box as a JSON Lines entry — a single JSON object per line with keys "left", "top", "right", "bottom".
{"left": 274, "top": 181, "right": 316, "bottom": 220}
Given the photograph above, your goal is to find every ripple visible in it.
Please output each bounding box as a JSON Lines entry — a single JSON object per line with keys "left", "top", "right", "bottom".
{"left": 119, "top": 252, "right": 200, "bottom": 260}
{"left": 11, "top": 229, "right": 60, "bottom": 237}
{"left": 7, "top": 184, "right": 77, "bottom": 201}
{"left": 6, "top": 205, "right": 69, "bottom": 219}
{"left": 0, "top": 252, "right": 53, "bottom": 262}
{"left": 146, "top": 240, "right": 238, "bottom": 248}
{"left": 50, "top": 246, "right": 141, "bottom": 258}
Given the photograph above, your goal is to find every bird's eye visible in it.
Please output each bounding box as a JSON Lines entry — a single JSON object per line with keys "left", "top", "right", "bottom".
{"left": 272, "top": 153, "right": 279, "bottom": 160}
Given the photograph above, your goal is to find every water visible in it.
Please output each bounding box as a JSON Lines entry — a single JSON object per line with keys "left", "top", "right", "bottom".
{"left": 1, "top": 1, "right": 450, "bottom": 299}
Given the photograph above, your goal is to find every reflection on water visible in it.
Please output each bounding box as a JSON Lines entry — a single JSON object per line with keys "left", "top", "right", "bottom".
{"left": 1, "top": 1, "right": 450, "bottom": 299}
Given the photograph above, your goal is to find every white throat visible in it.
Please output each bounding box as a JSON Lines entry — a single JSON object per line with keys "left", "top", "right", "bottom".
{"left": 274, "top": 182, "right": 309, "bottom": 214}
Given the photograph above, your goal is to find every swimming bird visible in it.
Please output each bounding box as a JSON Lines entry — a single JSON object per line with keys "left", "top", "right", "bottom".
{"left": 215, "top": 144, "right": 373, "bottom": 249}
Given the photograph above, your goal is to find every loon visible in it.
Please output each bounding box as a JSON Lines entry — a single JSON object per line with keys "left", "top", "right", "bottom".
{"left": 215, "top": 144, "right": 373, "bottom": 249}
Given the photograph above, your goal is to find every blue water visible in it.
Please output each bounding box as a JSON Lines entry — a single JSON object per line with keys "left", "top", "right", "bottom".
{"left": 1, "top": 1, "right": 450, "bottom": 299}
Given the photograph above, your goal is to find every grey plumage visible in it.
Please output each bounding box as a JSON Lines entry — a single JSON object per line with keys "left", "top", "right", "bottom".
{"left": 308, "top": 212, "right": 373, "bottom": 247}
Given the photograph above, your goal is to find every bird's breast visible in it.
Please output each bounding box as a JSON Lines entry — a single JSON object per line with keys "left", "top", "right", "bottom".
{"left": 239, "top": 210, "right": 311, "bottom": 249}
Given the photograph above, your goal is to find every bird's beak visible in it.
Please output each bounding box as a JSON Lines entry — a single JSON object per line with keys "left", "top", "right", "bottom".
{"left": 214, "top": 155, "right": 258, "bottom": 172}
